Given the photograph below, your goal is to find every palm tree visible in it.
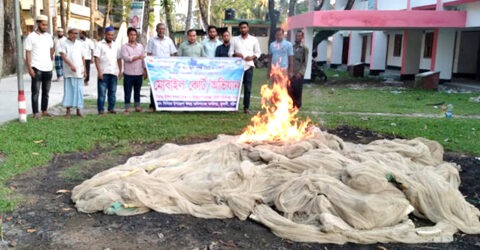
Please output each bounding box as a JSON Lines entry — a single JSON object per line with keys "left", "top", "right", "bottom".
{"left": 185, "top": 0, "right": 193, "bottom": 31}
{"left": 0, "top": 0, "right": 3, "bottom": 77}
{"left": 103, "top": 0, "right": 112, "bottom": 30}
{"left": 66, "top": 0, "right": 71, "bottom": 29}
{"left": 90, "top": 0, "right": 95, "bottom": 38}
{"left": 160, "top": 0, "right": 175, "bottom": 42}
{"left": 60, "top": 0, "right": 66, "bottom": 30}
{"left": 268, "top": 0, "right": 277, "bottom": 47}
{"left": 140, "top": 0, "right": 151, "bottom": 45}
{"left": 198, "top": 0, "right": 209, "bottom": 30}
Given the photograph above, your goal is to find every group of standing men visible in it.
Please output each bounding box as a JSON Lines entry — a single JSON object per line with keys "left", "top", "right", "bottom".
{"left": 24, "top": 15, "right": 308, "bottom": 119}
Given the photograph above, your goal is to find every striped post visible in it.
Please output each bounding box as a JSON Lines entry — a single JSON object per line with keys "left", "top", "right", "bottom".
{"left": 18, "top": 90, "right": 27, "bottom": 123}
{"left": 15, "top": 0, "right": 27, "bottom": 123}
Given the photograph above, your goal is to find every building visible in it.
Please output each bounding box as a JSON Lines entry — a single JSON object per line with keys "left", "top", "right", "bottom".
{"left": 287, "top": 0, "right": 480, "bottom": 83}
{"left": 20, "top": 0, "right": 103, "bottom": 36}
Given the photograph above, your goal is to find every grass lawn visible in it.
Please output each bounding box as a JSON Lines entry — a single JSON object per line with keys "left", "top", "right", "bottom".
{"left": 0, "top": 68, "right": 478, "bottom": 211}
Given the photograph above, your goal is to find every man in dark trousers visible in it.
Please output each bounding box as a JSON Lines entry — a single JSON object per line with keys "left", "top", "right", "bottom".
{"left": 290, "top": 30, "right": 309, "bottom": 109}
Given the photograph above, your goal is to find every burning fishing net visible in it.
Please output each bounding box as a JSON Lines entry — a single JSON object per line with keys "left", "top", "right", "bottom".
{"left": 71, "top": 66, "right": 480, "bottom": 244}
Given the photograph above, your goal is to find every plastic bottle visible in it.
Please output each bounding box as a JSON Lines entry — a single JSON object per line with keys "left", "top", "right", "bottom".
{"left": 445, "top": 103, "right": 453, "bottom": 118}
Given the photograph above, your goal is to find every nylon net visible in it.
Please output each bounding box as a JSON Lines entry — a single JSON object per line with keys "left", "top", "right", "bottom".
{"left": 71, "top": 131, "right": 480, "bottom": 244}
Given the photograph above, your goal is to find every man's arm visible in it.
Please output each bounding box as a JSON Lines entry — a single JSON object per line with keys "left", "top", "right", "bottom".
{"left": 117, "top": 58, "right": 123, "bottom": 79}
{"left": 95, "top": 57, "right": 103, "bottom": 81}
{"left": 60, "top": 52, "right": 76, "bottom": 72}
{"left": 299, "top": 46, "right": 309, "bottom": 77}
{"left": 25, "top": 50, "right": 35, "bottom": 78}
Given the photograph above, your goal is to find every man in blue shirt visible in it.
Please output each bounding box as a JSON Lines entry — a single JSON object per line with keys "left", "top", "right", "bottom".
{"left": 202, "top": 26, "right": 222, "bottom": 57}
{"left": 215, "top": 31, "right": 231, "bottom": 57}
{"left": 268, "top": 28, "right": 294, "bottom": 81}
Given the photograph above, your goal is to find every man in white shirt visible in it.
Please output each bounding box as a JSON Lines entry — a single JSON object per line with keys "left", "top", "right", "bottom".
{"left": 80, "top": 30, "right": 95, "bottom": 86}
{"left": 53, "top": 28, "right": 67, "bottom": 81}
{"left": 228, "top": 21, "right": 261, "bottom": 114}
{"left": 59, "top": 27, "right": 86, "bottom": 118}
{"left": 202, "top": 25, "right": 222, "bottom": 58}
{"left": 94, "top": 26, "right": 123, "bottom": 115}
{"left": 24, "top": 15, "right": 54, "bottom": 119}
{"left": 146, "top": 23, "right": 177, "bottom": 112}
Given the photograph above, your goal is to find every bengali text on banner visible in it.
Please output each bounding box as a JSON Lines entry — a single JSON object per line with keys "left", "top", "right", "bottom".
{"left": 145, "top": 57, "right": 245, "bottom": 111}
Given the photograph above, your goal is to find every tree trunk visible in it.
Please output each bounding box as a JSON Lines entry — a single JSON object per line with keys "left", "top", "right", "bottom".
{"left": 140, "top": 0, "right": 150, "bottom": 45}
{"left": 90, "top": 0, "right": 95, "bottom": 38}
{"left": 185, "top": 0, "right": 193, "bottom": 32}
{"left": 103, "top": 0, "right": 112, "bottom": 30}
{"left": 345, "top": 0, "right": 355, "bottom": 10}
{"left": 162, "top": 0, "right": 175, "bottom": 43}
{"left": 198, "top": 0, "right": 209, "bottom": 30}
{"left": 312, "top": 0, "right": 355, "bottom": 51}
{"left": 66, "top": 0, "right": 71, "bottom": 29}
{"left": 2, "top": 0, "right": 15, "bottom": 76}
{"left": 0, "top": 0, "right": 4, "bottom": 77}
{"left": 268, "top": 0, "right": 276, "bottom": 48}
{"left": 314, "top": 0, "right": 325, "bottom": 11}
{"left": 59, "top": 0, "right": 66, "bottom": 30}
{"left": 288, "top": 0, "right": 296, "bottom": 16}
{"left": 43, "top": 0, "right": 51, "bottom": 33}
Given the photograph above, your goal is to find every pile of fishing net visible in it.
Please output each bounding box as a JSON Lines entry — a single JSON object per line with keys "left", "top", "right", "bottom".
{"left": 71, "top": 130, "right": 480, "bottom": 244}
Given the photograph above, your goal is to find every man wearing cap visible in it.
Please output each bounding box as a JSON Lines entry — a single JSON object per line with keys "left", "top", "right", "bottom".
{"left": 53, "top": 28, "right": 67, "bottom": 81}
{"left": 59, "top": 27, "right": 86, "bottom": 118}
{"left": 24, "top": 15, "right": 55, "bottom": 119}
{"left": 94, "top": 26, "right": 122, "bottom": 115}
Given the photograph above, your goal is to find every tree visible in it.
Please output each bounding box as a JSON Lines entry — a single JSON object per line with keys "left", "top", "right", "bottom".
{"left": 103, "top": 0, "right": 112, "bottom": 30}
{"left": 312, "top": 0, "right": 356, "bottom": 51}
{"left": 2, "top": 0, "right": 15, "bottom": 76}
{"left": 267, "top": 0, "right": 277, "bottom": 47}
{"left": 288, "top": 0, "right": 296, "bottom": 16}
{"left": 314, "top": 0, "right": 325, "bottom": 11}
{"left": 90, "top": 0, "right": 95, "bottom": 38}
{"left": 160, "top": 0, "right": 175, "bottom": 42}
{"left": 185, "top": 0, "right": 193, "bottom": 31}
{"left": 0, "top": 0, "right": 4, "bottom": 77}
{"left": 66, "top": 0, "right": 71, "bottom": 29}
{"left": 59, "top": 0, "right": 66, "bottom": 30}
{"left": 198, "top": 0, "right": 209, "bottom": 30}
{"left": 140, "top": 0, "right": 150, "bottom": 45}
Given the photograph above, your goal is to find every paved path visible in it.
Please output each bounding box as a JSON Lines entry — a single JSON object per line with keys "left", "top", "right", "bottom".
{"left": 0, "top": 66, "right": 150, "bottom": 125}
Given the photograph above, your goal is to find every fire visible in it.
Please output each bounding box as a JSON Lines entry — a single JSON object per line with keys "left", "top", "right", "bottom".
{"left": 238, "top": 65, "right": 313, "bottom": 143}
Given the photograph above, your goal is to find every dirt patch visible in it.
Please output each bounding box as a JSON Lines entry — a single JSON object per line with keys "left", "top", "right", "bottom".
{"left": 2, "top": 128, "right": 480, "bottom": 249}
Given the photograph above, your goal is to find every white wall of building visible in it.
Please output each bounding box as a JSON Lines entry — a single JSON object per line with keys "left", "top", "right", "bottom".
{"left": 386, "top": 32, "right": 403, "bottom": 67}
{"left": 466, "top": 2, "right": 480, "bottom": 27}
{"left": 330, "top": 32, "right": 344, "bottom": 65}
{"left": 411, "top": 0, "right": 436, "bottom": 8}
{"left": 365, "top": 34, "right": 372, "bottom": 64}
{"left": 402, "top": 30, "right": 423, "bottom": 75}
{"left": 348, "top": 31, "right": 363, "bottom": 64}
{"left": 377, "top": 0, "right": 407, "bottom": 10}
{"left": 353, "top": 0, "right": 369, "bottom": 10}
{"left": 370, "top": 31, "right": 388, "bottom": 70}
{"left": 317, "top": 40, "right": 328, "bottom": 62}
{"left": 456, "top": 31, "right": 480, "bottom": 74}
{"left": 433, "top": 29, "right": 456, "bottom": 79}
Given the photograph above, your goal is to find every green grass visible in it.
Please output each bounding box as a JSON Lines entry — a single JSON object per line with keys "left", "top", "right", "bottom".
{"left": 0, "top": 67, "right": 479, "bottom": 212}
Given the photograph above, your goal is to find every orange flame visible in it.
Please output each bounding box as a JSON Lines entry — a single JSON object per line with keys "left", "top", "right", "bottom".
{"left": 238, "top": 65, "right": 313, "bottom": 143}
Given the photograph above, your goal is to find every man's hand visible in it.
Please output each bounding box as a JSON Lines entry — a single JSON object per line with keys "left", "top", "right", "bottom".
{"left": 118, "top": 71, "right": 123, "bottom": 80}
{"left": 244, "top": 56, "right": 255, "bottom": 61}
{"left": 70, "top": 64, "right": 77, "bottom": 73}
{"left": 28, "top": 68, "right": 35, "bottom": 78}
{"left": 98, "top": 72, "right": 103, "bottom": 81}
